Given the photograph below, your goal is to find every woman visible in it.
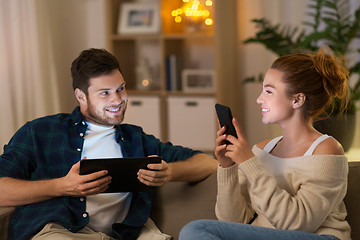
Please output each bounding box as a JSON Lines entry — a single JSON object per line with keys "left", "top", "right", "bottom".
{"left": 179, "top": 47, "right": 351, "bottom": 240}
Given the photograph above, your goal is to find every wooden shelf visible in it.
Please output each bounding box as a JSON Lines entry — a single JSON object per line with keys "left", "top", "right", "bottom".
{"left": 162, "top": 33, "right": 214, "bottom": 39}
{"left": 111, "top": 34, "right": 160, "bottom": 41}
{"left": 166, "top": 91, "right": 216, "bottom": 97}
{"left": 111, "top": 33, "right": 214, "bottom": 40}
{"left": 105, "top": 0, "right": 239, "bottom": 147}
{"left": 126, "top": 90, "right": 163, "bottom": 96}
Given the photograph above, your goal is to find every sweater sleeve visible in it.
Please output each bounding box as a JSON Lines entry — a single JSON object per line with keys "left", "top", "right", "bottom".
{"left": 215, "top": 164, "right": 255, "bottom": 223}
{"left": 239, "top": 154, "right": 348, "bottom": 232}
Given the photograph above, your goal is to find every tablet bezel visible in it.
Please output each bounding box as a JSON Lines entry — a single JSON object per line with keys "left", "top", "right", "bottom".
{"left": 79, "top": 156, "right": 161, "bottom": 193}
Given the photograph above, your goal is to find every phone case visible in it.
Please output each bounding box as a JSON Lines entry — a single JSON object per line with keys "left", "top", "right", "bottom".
{"left": 215, "top": 104, "right": 238, "bottom": 142}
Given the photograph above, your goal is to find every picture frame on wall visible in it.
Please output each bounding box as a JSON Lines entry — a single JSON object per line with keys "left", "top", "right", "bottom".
{"left": 117, "top": 2, "right": 160, "bottom": 35}
{"left": 182, "top": 69, "right": 216, "bottom": 93}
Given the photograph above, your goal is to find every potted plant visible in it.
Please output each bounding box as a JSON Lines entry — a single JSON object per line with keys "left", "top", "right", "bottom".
{"left": 243, "top": 0, "right": 360, "bottom": 151}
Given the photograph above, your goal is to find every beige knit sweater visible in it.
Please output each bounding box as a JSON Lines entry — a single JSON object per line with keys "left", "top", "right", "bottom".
{"left": 215, "top": 145, "right": 351, "bottom": 240}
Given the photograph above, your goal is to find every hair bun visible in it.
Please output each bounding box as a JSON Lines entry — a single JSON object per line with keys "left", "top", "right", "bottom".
{"left": 313, "top": 47, "right": 349, "bottom": 99}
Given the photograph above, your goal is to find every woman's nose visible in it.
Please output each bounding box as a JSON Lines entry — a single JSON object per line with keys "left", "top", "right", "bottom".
{"left": 256, "top": 94, "right": 263, "bottom": 104}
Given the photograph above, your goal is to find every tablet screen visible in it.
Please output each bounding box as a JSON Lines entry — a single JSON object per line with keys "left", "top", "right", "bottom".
{"left": 79, "top": 156, "right": 161, "bottom": 192}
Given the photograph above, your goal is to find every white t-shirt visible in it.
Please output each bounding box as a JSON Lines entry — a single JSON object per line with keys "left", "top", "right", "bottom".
{"left": 81, "top": 122, "right": 132, "bottom": 235}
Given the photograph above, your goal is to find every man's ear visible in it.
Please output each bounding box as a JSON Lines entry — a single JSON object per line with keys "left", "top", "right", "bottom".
{"left": 293, "top": 93, "right": 306, "bottom": 109}
{"left": 75, "top": 88, "right": 87, "bottom": 106}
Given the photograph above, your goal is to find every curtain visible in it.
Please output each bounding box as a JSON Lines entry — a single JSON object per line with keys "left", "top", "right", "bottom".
{"left": 0, "top": 0, "right": 60, "bottom": 148}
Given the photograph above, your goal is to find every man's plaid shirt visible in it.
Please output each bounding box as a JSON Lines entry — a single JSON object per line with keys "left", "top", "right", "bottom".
{"left": 0, "top": 107, "right": 200, "bottom": 240}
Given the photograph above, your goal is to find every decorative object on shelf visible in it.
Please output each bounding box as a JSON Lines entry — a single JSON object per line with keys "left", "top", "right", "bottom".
{"left": 118, "top": 2, "right": 160, "bottom": 34}
{"left": 182, "top": 69, "right": 215, "bottom": 93}
{"left": 243, "top": 0, "right": 360, "bottom": 151}
{"left": 170, "top": 0, "right": 214, "bottom": 32}
{"left": 136, "top": 57, "right": 154, "bottom": 90}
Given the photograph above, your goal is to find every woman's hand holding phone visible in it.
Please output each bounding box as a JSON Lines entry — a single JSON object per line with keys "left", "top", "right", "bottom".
{"left": 215, "top": 125, "right": 236, "bottom": 168}
{"left": 215, "top": 104, "right": 255, "bottom": 166}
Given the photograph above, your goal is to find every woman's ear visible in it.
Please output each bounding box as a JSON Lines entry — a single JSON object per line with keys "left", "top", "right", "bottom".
{"left": 75, "top": 88, "right": 87, "bottom": 106}
{"left": 292, "top": 93, "right": 306, "bottom": 109}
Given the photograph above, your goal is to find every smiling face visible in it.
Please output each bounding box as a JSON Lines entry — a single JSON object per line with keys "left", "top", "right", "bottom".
{"left": 256, "top": 69, "right": 296, "bottom": 125}
{"left": 76, "top": 69, "right": 128, "bottom": 126}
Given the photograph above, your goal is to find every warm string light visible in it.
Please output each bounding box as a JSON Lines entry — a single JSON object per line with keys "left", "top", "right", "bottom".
{"left": 171, "top": 0, "right": 214, "bottom": 26}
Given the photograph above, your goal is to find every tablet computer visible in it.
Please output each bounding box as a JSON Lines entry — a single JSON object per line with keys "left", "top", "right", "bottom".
{"left": 79, "top": 156, "right": 161, "bottom": 193}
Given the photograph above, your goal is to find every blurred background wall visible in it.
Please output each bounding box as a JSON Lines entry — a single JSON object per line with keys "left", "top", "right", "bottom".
{"left": 0, "top": 0, "right": 359, "bottom": 151}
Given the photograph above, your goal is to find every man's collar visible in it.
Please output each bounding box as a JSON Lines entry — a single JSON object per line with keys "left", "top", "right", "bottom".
{"left": 70, "top": 106, "right": 87, "bottom": 127}
{"left": 71, "top": 106, "right": 125, "bottom": 141}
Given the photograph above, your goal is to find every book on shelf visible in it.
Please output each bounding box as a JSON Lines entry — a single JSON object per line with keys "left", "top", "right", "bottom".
{"left": 165, "top": 54, "right": 180, "bottom": 91}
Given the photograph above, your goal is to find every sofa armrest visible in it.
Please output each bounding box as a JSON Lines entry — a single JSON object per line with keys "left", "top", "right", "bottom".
{"left": 344, "top": 161, "right": 360, "bottom": 240}
{"left": 0, "top": 207, "right": 14, "bottom": 240}
{"left": 150, "top": 172, "right": 217, "bottom": 240}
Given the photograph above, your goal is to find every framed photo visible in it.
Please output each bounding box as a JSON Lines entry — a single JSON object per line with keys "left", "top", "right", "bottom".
{"left": 117, "top": 3, "right": 160, "bottom": 35}
{"left": 182, "top": 69, "right": 216, "bottom": 93}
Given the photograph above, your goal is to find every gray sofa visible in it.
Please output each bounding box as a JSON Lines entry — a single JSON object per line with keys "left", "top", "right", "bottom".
{"left": 1, "top": 161, "right": 359, "bottom": 240}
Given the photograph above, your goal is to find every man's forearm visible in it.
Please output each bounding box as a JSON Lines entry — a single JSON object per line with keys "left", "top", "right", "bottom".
{"left": 168, "top": 153, "right": 218, "bottom": 182}
{"left": 0, "top": 177, "right": 63, "bottom": 207}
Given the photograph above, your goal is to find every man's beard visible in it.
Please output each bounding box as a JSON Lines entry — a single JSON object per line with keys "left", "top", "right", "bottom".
{"left": 85, "top": 99, "right": 127, "bottom": 126}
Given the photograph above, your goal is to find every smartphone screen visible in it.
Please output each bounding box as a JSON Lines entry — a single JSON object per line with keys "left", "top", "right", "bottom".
{"left": 215, "top": 104, "right": 237, "bottom": 144}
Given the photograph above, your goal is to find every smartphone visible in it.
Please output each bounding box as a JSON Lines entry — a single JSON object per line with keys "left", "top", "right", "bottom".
{"left": 215, "top": 104, "right": 237, "bottom": 144}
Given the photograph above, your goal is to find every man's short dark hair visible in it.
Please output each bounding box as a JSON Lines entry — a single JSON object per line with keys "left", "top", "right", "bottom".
{"left": 71, "top": 48, "right": 122, "bottom": 94}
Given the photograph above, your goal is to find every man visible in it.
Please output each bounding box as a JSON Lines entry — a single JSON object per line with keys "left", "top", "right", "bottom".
{"left": 0, "top": 48, "right": 217, "bottom": 240}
